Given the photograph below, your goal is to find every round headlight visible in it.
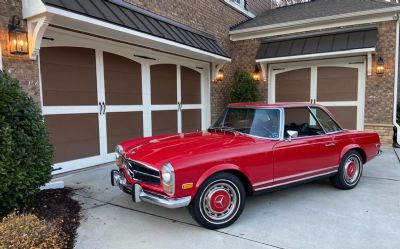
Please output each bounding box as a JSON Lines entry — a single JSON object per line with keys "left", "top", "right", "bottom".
{"left": 162, "top": 162, "right": 175, "bottom": 195}
{"left": 115, "top": 145, "right": 124, "bottom": 167}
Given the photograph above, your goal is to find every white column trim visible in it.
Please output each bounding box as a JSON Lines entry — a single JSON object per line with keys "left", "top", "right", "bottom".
{"left": 177, "top": 65, "right": 182, "bottom": 133}
{"left": 0, "top": 44, "right": 3, "bottom": 71}
{"left": 142, "top": 63, "right": 152, "bottom": 137}
{"left": 395, "top": 17, "right": 400, "bottom": 144}
{"left": 95, "top": 49, "right": 107, "bottom": 158}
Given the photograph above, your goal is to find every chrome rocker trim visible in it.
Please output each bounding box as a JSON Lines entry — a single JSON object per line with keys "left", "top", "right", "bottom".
{"left": 111, "top": 170, "right": 191, "bottom": 209}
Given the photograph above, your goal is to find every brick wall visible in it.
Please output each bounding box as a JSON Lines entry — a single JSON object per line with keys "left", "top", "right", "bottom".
{"left": 124, "top": 0, "right": 269, "bottom": 121}
{"left": 0, "top": 0, "right": 40, "bottom": 104}
{"left": 364, "top": 21, "right": 396, "bottom": 145}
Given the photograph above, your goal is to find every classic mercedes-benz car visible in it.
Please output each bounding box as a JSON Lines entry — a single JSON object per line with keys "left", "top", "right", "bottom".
{"left": 111, "top": 103, "right": 381, "bottom": 229}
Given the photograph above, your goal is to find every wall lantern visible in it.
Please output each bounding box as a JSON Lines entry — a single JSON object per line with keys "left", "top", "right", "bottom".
{"left": 252, "top": 64, "right": 262, "bottom": 81}
{"left": 376, "top": 56, "right": 385, "bottom": 75}
{"left": 215, "top": 69, "right": 224, "bottom": 82}
{"left": 8, "top": 15, "right": 29, "bottom": 55}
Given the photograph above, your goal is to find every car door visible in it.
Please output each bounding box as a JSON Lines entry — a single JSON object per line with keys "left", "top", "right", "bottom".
{"left": 272, "top": 107, "right": 339, "bottom": 184}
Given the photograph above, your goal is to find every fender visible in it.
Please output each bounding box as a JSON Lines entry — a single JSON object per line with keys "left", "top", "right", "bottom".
{"left": 339, "top": 144, "right": 365, "bottom": 162}
{"left": 195, "top": 163, "right": 252, "bottom": 189}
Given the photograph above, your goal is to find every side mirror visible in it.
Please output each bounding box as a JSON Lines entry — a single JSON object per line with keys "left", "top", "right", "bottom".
{"left": 287, "top": 130, "right": 298, "bottom": 141}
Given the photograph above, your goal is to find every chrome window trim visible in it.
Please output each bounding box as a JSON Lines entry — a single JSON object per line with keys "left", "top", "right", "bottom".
{"left": 309, "top": 106, "right": 344, "bottom": 133}
{"left": 213, "top": 106, "right": 284, "bottom": 140}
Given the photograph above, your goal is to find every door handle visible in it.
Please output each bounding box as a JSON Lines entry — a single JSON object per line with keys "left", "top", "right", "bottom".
{"left": 325, "top": 143, "right": 336, "bottom": 147}
{"left": 102, "top": 101, "right": 106, "bottom": 115}
{"left": 177, "top": 102, "right": 182, "bottom": 112}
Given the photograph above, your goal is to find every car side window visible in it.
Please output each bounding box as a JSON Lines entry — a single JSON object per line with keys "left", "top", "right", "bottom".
{"left": 284, "top": 107, "right": 325, "bottom": 138}
{"left": 310, "top": 107, "right": 342, "bottom": 133}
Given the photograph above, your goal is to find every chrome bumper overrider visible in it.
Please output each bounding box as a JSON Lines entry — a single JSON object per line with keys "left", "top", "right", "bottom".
{"left": 111, "top": 170, "right": 191, "bottom": 209}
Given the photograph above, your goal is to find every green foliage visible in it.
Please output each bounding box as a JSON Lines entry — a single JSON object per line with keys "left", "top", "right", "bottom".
{"left": 229, "top": 70, "right": 260, "bottom": 103}
{"left": 0, "top": 70, "right": 54, "bottom": 216}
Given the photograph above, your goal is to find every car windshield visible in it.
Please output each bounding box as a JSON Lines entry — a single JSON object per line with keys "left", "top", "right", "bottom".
{"left": 210, "top": 107, "right": 281, "bottom": 139}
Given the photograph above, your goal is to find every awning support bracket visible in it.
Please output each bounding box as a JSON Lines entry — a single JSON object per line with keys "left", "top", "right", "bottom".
{"left": 27, "top": 14, "right": 52, "bottom": 60}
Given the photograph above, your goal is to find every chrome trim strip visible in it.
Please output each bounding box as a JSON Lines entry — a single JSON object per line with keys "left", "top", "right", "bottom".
{"left": 134, "top": 184, "right": 191, "bottom": 208}
{"left": 254, "top": 170, "right": 338, "bottom": 191}
{"left": 253, "top": 179, "right": 274, "bottom": 187}
{"left": 132, "top": 169, "right": 161, "bottom": 179}
{"left": 125, "top": 158, "right": 160, "bottom": 173}
{"left": 274, "top": 165, "right": 338, "bottom": 182}
{"left": 252, "top": 165, "right": 338, "bottom": 187}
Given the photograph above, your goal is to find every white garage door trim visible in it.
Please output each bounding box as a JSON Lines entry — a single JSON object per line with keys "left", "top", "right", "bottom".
{"left": 269, "top": 57, "right": 366, "bottom": 131}
{"left": 40, "top": 28, "right": 211, "bottom": 174}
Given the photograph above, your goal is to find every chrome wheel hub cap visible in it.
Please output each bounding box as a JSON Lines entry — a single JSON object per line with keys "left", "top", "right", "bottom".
{"left": 344, "top": 156, "right": 361, "bottom": 184}
{"left": 202, "top": 183, "right": 237, "bottom": 221}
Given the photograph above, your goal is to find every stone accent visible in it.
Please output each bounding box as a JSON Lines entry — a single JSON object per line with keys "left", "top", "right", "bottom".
{"left": 365, "top": 124, "right": 393, "bottom": 146}
{"left": 0, "top": 0, "right": 40, "bottom": 104}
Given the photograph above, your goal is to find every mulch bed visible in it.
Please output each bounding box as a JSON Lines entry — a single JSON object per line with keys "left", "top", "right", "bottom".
{"left": 23, "top": 188, "right": 81, "bottom": 249}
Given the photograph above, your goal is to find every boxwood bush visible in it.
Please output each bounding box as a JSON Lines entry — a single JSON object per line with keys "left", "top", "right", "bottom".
{"left": 229, "top": 70, "right": 259, "bottom": 103}
{"left": 0, "top": 70, "right": 54, "bottom": 216}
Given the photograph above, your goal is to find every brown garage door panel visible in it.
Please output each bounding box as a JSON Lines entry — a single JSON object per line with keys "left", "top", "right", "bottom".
{"left": 152, "top": 110, "right": 177, "bottom": 136}
{"left": 326, "top": 106, "right": 357, "bottom": 130}
{"left": 150, "top": 64, "right": 177, "bottom": 105}
{"left": 44, "top": 114, "right": 100, "bottom": 163}
{"left": 106, "top": 112, "right": 143, "bottom": 153}
{"left": 181, "top": 66, "right": 201, "bottom": 104}
{"left": 317, "top": 67, "right": 358, "bottom": 102}
{"left": 276, "top": 68, "right": 311, "bottom": 102}
{"left": 40, "top": 47, "right": 98, "bottom": 106}
{"left": 104, "top": 52, "right": 142, "bottom": 105}
{"left": 182, "top": 109, "right": 201, "bottom": 133}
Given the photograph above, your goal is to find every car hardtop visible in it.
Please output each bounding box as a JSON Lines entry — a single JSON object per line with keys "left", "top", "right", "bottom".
{"left": 228, "top": 102, "right": 324, "bottom": 109}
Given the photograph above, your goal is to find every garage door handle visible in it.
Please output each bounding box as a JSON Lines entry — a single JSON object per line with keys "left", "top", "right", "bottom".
{"left": 102, "top": 102, "right": 106, "bottom": 115}
{"left": 99, "top": 102, "right": 103, "bottom": 115}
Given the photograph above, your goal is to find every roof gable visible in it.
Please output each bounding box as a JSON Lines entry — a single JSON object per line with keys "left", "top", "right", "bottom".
{"left": 232, "top": 0, "right": 398, "bottom": 31}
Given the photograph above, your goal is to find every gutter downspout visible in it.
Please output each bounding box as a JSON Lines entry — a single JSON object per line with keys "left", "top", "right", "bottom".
{"left": 393, "top": 13, "right": 400, "bottom": 147}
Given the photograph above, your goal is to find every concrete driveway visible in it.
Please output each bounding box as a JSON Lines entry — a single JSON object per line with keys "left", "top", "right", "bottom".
{"left": 56, "top": 148, "right": 400, "bottom": 249}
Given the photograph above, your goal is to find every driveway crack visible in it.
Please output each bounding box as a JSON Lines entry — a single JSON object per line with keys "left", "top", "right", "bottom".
{"left": 73, "top": 192, "right": 285, "bottom": 249}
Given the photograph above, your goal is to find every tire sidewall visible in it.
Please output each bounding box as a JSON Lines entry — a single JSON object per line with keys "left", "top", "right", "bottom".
{"left": 338, "top": 151, "right": 363, "bottom": 188}
{"left": 189, "top": 173, "right": 246, "bottom": 229}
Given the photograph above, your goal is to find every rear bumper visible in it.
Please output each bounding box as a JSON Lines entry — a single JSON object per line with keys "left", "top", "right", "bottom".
{"left": 111, "top": 169, "right": 191, "bottom": 209}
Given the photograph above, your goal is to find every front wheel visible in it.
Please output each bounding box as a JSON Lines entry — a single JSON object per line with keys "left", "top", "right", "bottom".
{"left": 331, "top": 150, "right": 363, "bottom": 190}
{"left": 188, "top": 172, "right": 246, "bottom": 229}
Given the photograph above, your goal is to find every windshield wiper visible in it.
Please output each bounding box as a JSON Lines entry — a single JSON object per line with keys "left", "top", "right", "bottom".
{"left": 208, "top": 126, "right": 239, "bottom": 134}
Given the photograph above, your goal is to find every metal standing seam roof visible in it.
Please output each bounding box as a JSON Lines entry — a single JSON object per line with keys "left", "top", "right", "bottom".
{"left": 231, "top": 0, "right": 399, "bottom": 31}
{"left": 42, "top": 0, "right": 230, "bottom": 58}
{"left": 256, "top": 27, "right": 378, "bottom": 60}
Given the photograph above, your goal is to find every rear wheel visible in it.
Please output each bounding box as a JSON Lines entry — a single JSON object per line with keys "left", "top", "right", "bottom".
{"left": 188, "top": 172, "right": 246, "bottom": 229}
{"left": 331, "top": 150, "right": 363, "bottom": 190}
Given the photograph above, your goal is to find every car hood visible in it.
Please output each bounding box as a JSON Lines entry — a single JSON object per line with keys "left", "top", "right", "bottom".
{"left": 123, "top": 131, "right": 263, "bottom": 169}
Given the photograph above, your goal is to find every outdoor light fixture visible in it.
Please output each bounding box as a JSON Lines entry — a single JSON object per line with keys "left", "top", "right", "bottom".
{"left": 8, "top": 15, "right": 28, "bottom": 55}
{"left": 252, "top": 64, "right": 261, "bottom": 81}
{"left": 215, "top": 69, "right": 224, "bottom": 82}
{"left": 376, "top": 56, "right": 385, "bottom": 75}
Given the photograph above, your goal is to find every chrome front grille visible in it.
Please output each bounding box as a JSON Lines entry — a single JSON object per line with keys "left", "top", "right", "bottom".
{"left": 124, "top": 158, "right": 161, "bottom": 185}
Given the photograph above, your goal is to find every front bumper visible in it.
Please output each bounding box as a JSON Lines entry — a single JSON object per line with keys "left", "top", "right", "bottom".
{"left": 111, "top": 169, "right": 191, "bottom": 209}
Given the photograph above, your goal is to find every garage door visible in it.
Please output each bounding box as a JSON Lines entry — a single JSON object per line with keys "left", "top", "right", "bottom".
{"left": 40, "top": 47, "right": 205, "bottom": 172}
{"left": 270, "top": 58, "right": 365, "bottom": 130}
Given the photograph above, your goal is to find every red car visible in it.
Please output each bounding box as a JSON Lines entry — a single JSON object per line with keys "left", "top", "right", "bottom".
{"left": 111, "top": 103, "right": 381, "bottom": 229}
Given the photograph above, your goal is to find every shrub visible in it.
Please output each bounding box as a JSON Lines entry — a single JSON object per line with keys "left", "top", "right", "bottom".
{"left": 0, "top": 212, "right": 67, "bottom": 249}
{"left": 0, "top": 70, "right": 54, "bottom": 216}
{"left": 228, "top": 70, "right": 260, "bottom": 103}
